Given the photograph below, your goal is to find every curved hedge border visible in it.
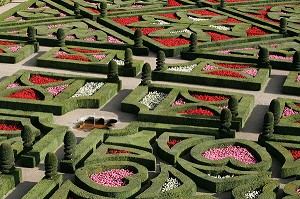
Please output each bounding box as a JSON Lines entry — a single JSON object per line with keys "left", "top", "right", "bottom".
{"left": 264, "top": 141, "right": 300, "bottom": 178}
{"left": 37, "top": 46, "right": 144, "bottom": 76}
{"left": 0, "top": 69, "right": 121, "bottom": 115}
{"left": 283, "top": 180, "right": 300, "bottom": 198}
{"left": 231, "top": 178, "right": 279, "bottom": 199}
{"left": 181, "top": 36, "right": 299, "bottom": 70}
{"left": 283, "top": 71, "right": 300, "bottom": 95}
{"left": 152, "top": 59, "right": 269, "bottom": 90}
{"left": 75, "top": 161, "right": 148, "bottom": 198}
{"left": 100, "top": 7, "right": 279, "bottom": 56}
{"left": 84, "top": 143, "right": 156, "bottom": 171}
{"left": 121, "top": 83, "right": 254, "bottom": 130}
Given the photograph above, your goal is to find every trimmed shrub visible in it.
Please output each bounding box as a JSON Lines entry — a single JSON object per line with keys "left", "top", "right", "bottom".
{"left": 189, "top": 33, "right": 197, "bottom": 53}
{"left": 124, "top": 48, "right": 133, "bottom": 68}
{"left": 155, "top": 51, "right": 166, "bottom": 71}
{"left": 140, "top": 63, "right": 151, "bottom": 86}
{"left": 293, "top": 51, "right": 300, "bottom": 71}
{"left": 219, "top": 108, "right": 232, "bottom": 136}
{"left": 56, "top": 28, "right": 65, "bottom": 47}
{"left": 228, "top": 96, "right": 238, "bottom": 118}
{"left": 279, "top": 17, "right": 287, "bottom": 35}
{"left": 63, "top": 131, "right": 76, "bottom": 161}
{"left": 134, "top": 28, "right": 143, "bottom": 48}
{"left": 27, "top": 26, "right": 36, "bottom": 44}
{"left": 107, "top": 60, "right": 119, "bottom": 83}
{"left": 0, "top": 143, "right": 15, "bottom": 174}
{"left": 45, "top": 152, "right": 58, "bottom": 179}
{"left": 257, "top": 47, "right": 270, "bottom": 69}
{"left": 269, "top": 99, "right": 280, "bottom": 125}
{"left": 74, "top": 2, "right": 80, "bottom": 16}
{"left": 100, "top": 2, "right": 107, "bottom": 18}
{"left": 262, "top": 112, "right": 274, "bottom": 136}
{"left": 21, "top": 125, "right": 35, "bottom": 152}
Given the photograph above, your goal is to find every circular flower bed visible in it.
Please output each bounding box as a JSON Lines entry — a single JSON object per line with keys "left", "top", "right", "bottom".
{"left": 167, "top": 139, "right": 182, "bottom": 148}
{"left": 180, "top": 107, "right": 216, "bottom": 116}
{"left": 6, "top": 88, "right": 42, "bottom": 100}
{"left": 161, "top": 177, "right": 181, "bottom": 192}
{"left": 89, "top": 169, "right": 134, "bottom": 187}
{"left": 29, "top": 75, "right": 62, "bottom": 85}
{"left": 202, "top": 145, "right": 257, "bottom": 164}
{"left": 0, "top": 123, "right": 22, "bottom": 131}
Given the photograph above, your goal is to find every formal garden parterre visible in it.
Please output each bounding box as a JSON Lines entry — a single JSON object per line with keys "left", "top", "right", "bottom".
{"left": 0, "top": 0, "right": 299, "bottom": 198}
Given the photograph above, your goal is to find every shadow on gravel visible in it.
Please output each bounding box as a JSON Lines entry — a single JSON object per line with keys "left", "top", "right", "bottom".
{"left": 264, "top": 74, "right": 287, "bottom": 94}
{"left": 22, "top": 51, "right": 47, "bottom": 67}
{"left": 5, "top": 181, "right": 36, "bottom": 199}
{"left": 241, "top": 105, "right": 269, "bottom": 134}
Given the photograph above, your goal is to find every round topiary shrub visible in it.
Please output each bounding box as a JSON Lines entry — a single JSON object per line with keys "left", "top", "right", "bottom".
{"left": 134, "top": 28, "right": 143, "bottom": 48}
{"left": 140, "top": 63, "right": 151, "bottom": 86}
{"left": 45, "top": 152, "right": 58, "bottom": 178}
{"left": 279, "top": 17, "right": 287, "bottom": 34}
{"left": 74, "top": 2, "right": 80, "bottom": 16}
{"left": 257, "top": 47, "right": 270, "bottom": 69}
{"left": 0, "top": 143, "right": 15, "bottom": 174}
{"left": 63, "top": 131, "right": 76, "bottom": 161}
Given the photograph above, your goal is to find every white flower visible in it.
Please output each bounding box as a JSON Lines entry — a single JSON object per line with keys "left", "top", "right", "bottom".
{"left": 188, "top": 16, "right": 209, "bottom": 21}
{"left": 71, "top": 82, "right": 104, "bottom": 98}
{"left": 167, "top": 64, "right": 197, "bottom": 72}
{"left": 169, "top": 29, "right": 192, "bottom": 35}
{"left": 161, "top": 177, "right": 181, "bottom": 193}
{"left": 207, "top": 174, "right": 234, "bottom": 179}
{"left": 139, "top": 91, "right": 167, "bottom": 110}
{"left": 151, "top": 20, "right": 170, "bottom": 25}
{"left": 113, "top": 58, "right": 124, "bottom": 65}
{"left": 245, "top": 190, "right": 261, "bottom": 199}
{"left": 209, "top": 25, "right": 231, "bottom": 31}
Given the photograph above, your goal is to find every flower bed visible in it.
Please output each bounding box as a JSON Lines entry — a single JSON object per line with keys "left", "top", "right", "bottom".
{"left": 180, "top": 107, "right": 216, "bottom": 116}
{"left": 71, "top": 82, "right": 105, "bottom": 98}
{"left": 139, "top": 91, "right": 168, "bottom": 110}
{"left": 6, "top": 88, "right": 42, "bottom": 100}
{"left": 36, "top": 46, "right": 144, "bottom": 77}
{"left": 0, "top": 123, "right": 22, "bottom": 131}
{"left": 167, "top": 139, "right": 183, "bottom": 148}
{"left": 161, "top": 177, "right": 181, "bottom": 192}
{"left": 107, "top": 149, "right": 133, "bottom": 154}
{"left": 89, "top": 169, "right": 134, "bottom": 187}
{"left": 152, "top": 58, "right": 269, "bottom": 90}
{"left": 29, "top": 75, "right": 62, "bottom": 85}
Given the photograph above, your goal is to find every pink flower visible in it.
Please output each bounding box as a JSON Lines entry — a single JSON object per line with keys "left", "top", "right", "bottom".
{"left": 66, "top": 35, "right": 76, "bottom": 39}
{"left": 282, "top": 107, "right": 299, "bottom": 117}
{"left": 92, "top": 54, "right": 106, "bottom": 60}
{"left": 83, "top": 36, "right": 96, "bottom": 41}
{"left": 269, "top": 54, "right": 292, "bottom": 61}
{"left": 202, "top": 145, "right": 257, "bottom": 164}
{"left": 46, "top": 84, "right": 69, "bottom": 96}
{"left": 296, "top": 74, "right": 300, "bottom": 82}
{"left": 89, "top": 169, "right": 134, "bottom": 187}
{"left": 5, "top": 82, "right": 21, "bottom": 89}
{"left": 8, "top": 45, "right": 22, "bottom": 53}
{"left": 172, "top": 98, "right": 186, "bottom": 106}
{"left": 242, "top": 68, "right": 258, "bottom": 77}
{"left": 47, "top": 24, "right": 63, "bottom": 29}
{"left": 202, "top": 64, "right": 218, "bottom": 71}
{"left": 54, "top": 51, "right": 68, "bottom": 56}
{"left": 107, "top": 36, "right": 124, "bottom": 44}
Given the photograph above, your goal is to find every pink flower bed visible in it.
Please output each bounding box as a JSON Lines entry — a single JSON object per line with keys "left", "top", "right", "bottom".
{"left": 282, "top": 107, "right": 299, "bottom": 117}
{"left": 46, "top": 84, "right": 68, "bottom": 96}
{"left": 202, "top": 64, "right": 218, "bottom": 71}
{"left": 269, "top": 54, "right": 293, "bottom": 61}
{"left": 92, "top": 54, "right": 107, "bottom": 60}
{"left": 172, "top": 98, "right": 186, "bottom": 106}
{"left": 296, "top": 74, "right": 300, "bottom": 82}
{"left": 297, "top": 188, "right": 300, "bottom": 194}
{"left": 242, "top": 69, "right": 258, "bottom": 77}
{"left": 217, "top": 63, "right": 252, "bottom": 69}
{"left": 89, "top": 169, "right": 134, "bottom": 187}
{"left": 202, "top": 145, "right": 257, "bottom": 164}
{"left": 107, "top": 36, "right": 124, "bottom": 44}
{"left": 6, "top": 82, "right": 21, "bottom": 89}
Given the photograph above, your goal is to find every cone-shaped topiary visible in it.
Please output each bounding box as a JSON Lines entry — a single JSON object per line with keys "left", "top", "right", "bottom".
{"left": 27, "top": 26, "right": 36, "bottom": 44}
{"left": 228, "top": 96, "right": 238, "bottom": 118}
{"left": 293, "top": 51, "right": 300, "bottom": 71}
{"left": 74, "top": 2, "right": 80, "bottom": 16}
{"left": 189, "top": 33, "right": 197, "bottom": 52}
{"left": 107, "top": 60, "right": 119, "bottom": 83}
{"left": 0, "top": 143, "right": 15, "bottom": 174}
{"left": 219, "top": 108, "right": 232, "bottom": 135}
{"left": 219, "top": 0, "right": 226, "bottom": 9}
{"left": 134, "top": 28, "right": 143, "bottom": 48}
{"left": 124, "top": 48, "right": 133, "bottom": 68}
{"left": 45, "top": 152, "right": 58, "bottom": 178}
{"left": 21, "top": 125, "right": 35, "bottom": 152}
{"left": 57, "top": 28, "right": 65, "bottom": 47}
{"left": 100, "top": 1, "right": 107, "bottom": 18}
{"left": 155, "top": 51, "right": 166, "bottom": 71}
{"left": 63, "top": 131, "right": 76, "bottom": 161}
{"left": 269, "top": 99, "right": 280, "bottom": 125}
{"left": 140, "top": 62, "right": 151, "bottom": 86}
{"left": 258, "top": 46, "right": 270, "bottom": 70}
{"left": 279, "top": 18, "right": 287, "bottom": 34}
{"left": 262, "top": 112, "right": 274, "bottom": 135}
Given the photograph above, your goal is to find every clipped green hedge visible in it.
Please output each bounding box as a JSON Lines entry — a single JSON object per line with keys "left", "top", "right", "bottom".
{"left": 121, "top": 83, "right": 254, "bottom": 130}
{"left": 0, "top": 169, "right": 22, "bottom": 198}
{"left": 36, "top": 46, "right": 144, "bottom": 76}
{"left": 60, "top": 129, "right": 105, "bottom": 173}
{"left": 152, "top": 59, "right": 269, "bottom": 91}
{"left": 231, "top": 178, "right": 279, "bottom": 199}
{"left": 0, "top": 69, "right": 121, "bottom": 115}
{"left": 283, "top": 71, "right": 300, "bottom": 95}
{"left": 22, "top": 175, "right": 63, "bottom": 199}
{"left": 75, "top": 161, "right": 148, "bottom": 198}
{"left": 283, "top": 180, "right": 300, "bottom": 198}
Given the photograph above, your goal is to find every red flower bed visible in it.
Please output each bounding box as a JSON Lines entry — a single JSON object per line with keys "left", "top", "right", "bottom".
{"left": 167, "top": 0, "right": 183, "bottom": 7}
{"left": 205, "top": 70, "right": 247, "bottom": 78}
{"left": 157, "top": 13, "right": 179, "bottom": 20}
{"left": 0, "top": 49, "right": 5, "bottom": 53}
{"left": 29, "top": 75, "right": 62, "bottom": 85}
{"left": 107, "top": 149, "right": 132, "bottom": 154}
{"left": 206, "top": 32, "right": 235, "bottom": 41}
{"left": 180, "top": 107, "right": 216, "bottom": 116}
{"left": 289, "top": 149, "right": 300, "bottom": 160}
{"left": 246, "top": 26, "right": 269, "bottom": 36}
{"left": 6, "top": 88, "right": 42, "bottom": 100}
{"left": 0, "top": 123, "right": 22, "bottom": 131}
{"left": 87, "top": 7, "right": 100, "bottom": 13}
{"left": 0, "top": 40, "right": 16, "bottom": 45}
{"left": 113, "top": 16, "right": 140, "bottom": 26}
{"left": 219, "top": 18, "right": 243, "bottom": 23}
{"left": 131, "top": 27, "right": 164, "bottom": 36}
{"left": 153, "top": 37, "right": 190, "bottom": 47}
{"left": 192, "top": 94, "right": 228, "bottom": 101}
{"left": 69, "top": 48, "right": 101, "bottom": 53}
{"left": 55, "top": 54, "right": 89, "bottom": 61}
{"left": 167, "top": 139, "right": 183, "bottom": 148}
{"left": 217, "top": 63, "right": 252, "bottom": 69}
{"left": 189, "top": 10, "right": 220, "bottom": 16}
{"left": 206, "top": 0, "right": 248, "bottom": 2}
{"left": 247, "top": 6, "right": 279, "bottom": 24}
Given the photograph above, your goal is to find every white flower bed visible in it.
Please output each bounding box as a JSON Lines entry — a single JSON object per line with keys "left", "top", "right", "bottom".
{"left": 169, "top": 29, "right": 192, "bottom": 35}
{"left": 167, "top": 64, "right": 197, "bottom": 72}
{"left": 161, "top": 177, "right": 181, "bottom": 193}
{"left": 71, "top": 82, "right": 104, "bottom": 98}
{"left": 245, "top": 190, "right": 261, "bottom": 199}
{"left": 113, "top": 58, "right": 124, "bottom": 65}
{"left": 207, "top": 174, "right": 234, "bottom": 179}
{"left": 188, "top": 16, "right": 209, "bottom": 21}
{"left": 209, "top": 25, "right": 231, "bottom": 31}
{"left": 139, "top": 91, "right": 167, "bottom": 110}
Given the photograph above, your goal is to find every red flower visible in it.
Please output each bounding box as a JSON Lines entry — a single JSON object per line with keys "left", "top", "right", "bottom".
{"left": 113, "top": 16, "right": 140, "bottom": 26}
{"left": 219, "top": 18, "right": 243, "bottom": 23}
{"left": 157, "top": 13, "right": 179, "bottom": 20}
{"left": 69, "top": 48, "right": 101, "bottom": 53}
{"left": 189, "top": 10, "right": 221, "bottom": 16}
{"left": 0, "top": 49, "right": 4, "bottom": 53}
{"left": 289, "top": 149, "right": 300, "bottom": 160}
{"left": 29, "top": 75, "right": 62, "bottom": 85}
{"left": 167, "top": 0, "right": 183, "bottom": 7}
{"left": 0, "top": 40, "right": 16, "bottom": 45}
{"left": 153, "top": 37, "right": 190, "bottom": 47}
{"left": 205, "top": 70, "right": 247, "bottom": 78}
{"left": 167, "top": 139, "right": 182, "bottom": 148}
{"left": 206, "top": 0, "right": 247, "bottom": 2}
{"left": 131, "top": 27, "right": 164, "bottom": 36}
{"left": 6, "top": 88, "right": 42, "bottom": 100}
{"left": 0, "top": 123, "right": 22, "bottom": 131}
{"left": 247, "top": 6, "right": 279, "bottom": 24}
{"left": 180, "top": 107, "right": 216, "bottom": 116}
{"left": 55, "top": 54, "right": 89, "bottom": 61}
{"left": 206, "top": 31, "right": 235, "bottom": 41}
{"left": 192, "top": 94, "right": 228, "bottom": 101}
{"left": 107, "top": 149, "right": 133, "bottom": 154}
{"left": 87, "top": 7, "right": 100, "bottom": 14}
{"left": 217, "top": 63, "right": 252, "bottom": 69}
{"left": 246, "top": 26, "right": 269, "bottom": 36}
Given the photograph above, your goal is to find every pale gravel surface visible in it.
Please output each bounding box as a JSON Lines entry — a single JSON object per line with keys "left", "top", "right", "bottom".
{"left": 1, "top": 1, "right": 300, "bottom": 198}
